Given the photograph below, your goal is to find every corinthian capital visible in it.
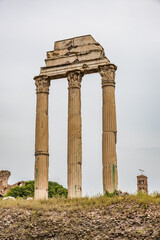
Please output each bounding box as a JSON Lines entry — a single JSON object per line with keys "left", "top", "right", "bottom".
{"left": 67, "top": 71, "right": 83, "bottom": 89}
{"left": 99, "top": 64, "right": 117, "bottom": 87}
{"left": 34, "top": 75, "right": 50, "bottom": 94}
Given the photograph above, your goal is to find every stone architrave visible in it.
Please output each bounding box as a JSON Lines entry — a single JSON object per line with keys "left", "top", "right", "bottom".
{"left": 34, "top": 35, "right": 118, "bottom": 199}
{"left": 99, "top": 64, "right": 118, "bottom": 193}
{"left": 34, "top": 75, "right": 50, "bottom": 200}
{"left": 67, "top": 71, "right": 83, "bottom": 198}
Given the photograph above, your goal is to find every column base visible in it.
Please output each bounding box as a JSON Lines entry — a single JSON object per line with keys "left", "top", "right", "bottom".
{"left": 103, "top": 164, "right": 118, "bottom": 194}
{"left": 34, "top": 189, "right": 48, "bottom": 200}
{"left": 68, "top": 187, "right": 82, "bottom": 198}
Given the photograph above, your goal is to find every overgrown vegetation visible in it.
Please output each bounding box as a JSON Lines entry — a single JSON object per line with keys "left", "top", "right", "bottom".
{"left": 5, "top": 180, "right": 68, "bottom": 199}
{"left": 1, "top": 195, "right": 160, "bottom": 240}
{"left": 48, "top": 181, "right": 67, "bottom": 198}
{"left": 1, "top": 193, "right": 160, "bottom": 211}
{"left": 104, "top": 190, "right": 117, "bottom": 197}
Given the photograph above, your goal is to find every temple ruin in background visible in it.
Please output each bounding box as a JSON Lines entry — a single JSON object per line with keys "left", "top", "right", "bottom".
{"left": 0, "top": 170, "right": 25, "bottom": 197}
{"left": 34, "top": 35, "right": 118, "bottom": 199}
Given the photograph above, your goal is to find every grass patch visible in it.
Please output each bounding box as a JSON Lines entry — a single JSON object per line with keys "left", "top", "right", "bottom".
{"left": 0, "top": 194, "right": 160, "bottom": 212}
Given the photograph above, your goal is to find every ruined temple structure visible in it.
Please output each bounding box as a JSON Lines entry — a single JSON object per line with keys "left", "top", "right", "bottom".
{"left": 0, "top": 170, "right": 10, "bottom": 196}
{"left": 34, "top": 35, "right": 118, "bottom": 199}
{"left": 0, "top": 170, "right": 25, "bottom": 197}
{"left": 137, "top": 174, "right": 148, "bottom": 193}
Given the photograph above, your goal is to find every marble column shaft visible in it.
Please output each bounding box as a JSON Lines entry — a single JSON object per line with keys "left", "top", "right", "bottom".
{"left": 34, "top": 75, "right": 50, "bottom": 200}
{"left": 99, "top": 64, "right": 118, "bottom": 193}
{"left": 67, "top": 71, "right": 83, "bottom": 198}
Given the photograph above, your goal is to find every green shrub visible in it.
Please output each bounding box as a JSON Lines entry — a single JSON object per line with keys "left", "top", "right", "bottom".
{"left": 48, "top": 181, "right": 68, "bottom": 198}
{"left": 5, "top": 181, "right": 68, "bottom": 199}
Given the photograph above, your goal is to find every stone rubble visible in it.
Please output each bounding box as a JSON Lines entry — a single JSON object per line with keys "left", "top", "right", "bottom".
{"left": 0, "top": 200, "right": 160, "bottom": 239}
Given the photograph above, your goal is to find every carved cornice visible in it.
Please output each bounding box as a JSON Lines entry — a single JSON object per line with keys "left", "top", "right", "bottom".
{"left": 99, "top": 64, "right": 117, "bottom": 88}
{"left": 34, "top": 75, "right": 50, "bottom": 94}
{"left": 67, "top": 71, "right": 83, "bottom": 89}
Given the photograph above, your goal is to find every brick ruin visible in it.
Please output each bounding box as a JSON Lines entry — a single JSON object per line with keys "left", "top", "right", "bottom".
{"left": 137, "top": 174, "right": 148, "bottom": 193}
{"left": 0, "top": 170, "right": 25, "bottom": 197}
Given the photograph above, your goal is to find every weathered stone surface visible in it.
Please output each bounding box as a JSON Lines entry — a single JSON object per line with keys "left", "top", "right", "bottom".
{"left": 38, "top": 35, "right": 110, "bottom": 79}
{"left": 0, "top": 170, "right": 10, "bottom": 196}
{"left": 115, "top": 189, "right": 129, "bottom": 196}
{"left": 47, "top": 44, "right": 102, "bottom": 59}
{"left": 67, "top": 71, "right": 82, "bottom": 198}
{"left": 99, "top": 64, "right": 118, "bottom": 193}
{"left": 10, "top": 181, "right": 25, "bottom": 189}
{"left": 41, "top": 58, "right": 109, "bottom": 79}
{"left": 54, "top": 35, "right": 96, "bottom": 50}
{"left": 34, "top": 75, "right": 50, "bottom": 200}
{"left": 34, "top": 35, "right": 118, "bottom": 199}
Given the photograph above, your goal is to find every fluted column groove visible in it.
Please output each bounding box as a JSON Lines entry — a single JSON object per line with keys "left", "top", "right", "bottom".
{"left": 99, "top": 64, "right": 118, "bottom": 193}
{"left": 34, "top": 75, "right": 50, "bottom": 199}
{"left": 67, "top": 71, "right": 83, "bottom": 198}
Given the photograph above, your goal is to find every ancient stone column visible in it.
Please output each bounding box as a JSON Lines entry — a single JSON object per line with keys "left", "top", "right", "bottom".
{"left": 67, "top": 71, "right": 83, "bottom": 198}
{"left": 34, "top": 75, "right": 50, "bottom": 200}
{"left": 99, "top": 64, "right": 118, "bottom": 194}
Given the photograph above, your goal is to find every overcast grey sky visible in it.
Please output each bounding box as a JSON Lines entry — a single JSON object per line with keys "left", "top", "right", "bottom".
{"left": 0, "top": 0, "right": 160, "bottom": 195}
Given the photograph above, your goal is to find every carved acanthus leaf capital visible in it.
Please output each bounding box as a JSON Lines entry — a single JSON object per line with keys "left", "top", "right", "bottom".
{"left": 99, "top": 64, "right": 117, "bottom": 88}
{"left": 34, "top": 75, "right": 50, "bottom": 94}
{"left": 67, "top": 71, "right": 83, "bottom": 89}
